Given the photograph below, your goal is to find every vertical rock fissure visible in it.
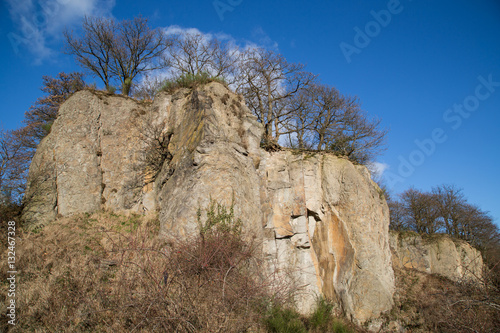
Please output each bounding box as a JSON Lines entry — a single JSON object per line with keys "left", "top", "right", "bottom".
{"left": 96, "top": 108, "right": 104, "bottom": 207}
{"left": 52, "top": 149, "right": 58, "bottom": 215}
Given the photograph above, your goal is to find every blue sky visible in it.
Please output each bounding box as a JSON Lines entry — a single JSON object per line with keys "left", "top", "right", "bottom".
{"left": 1, "top": 0, "right": 499, "bottom": 225}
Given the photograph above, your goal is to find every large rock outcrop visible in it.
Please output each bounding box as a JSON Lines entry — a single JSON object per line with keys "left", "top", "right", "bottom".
{"left": 390, "top": 231, "right": 483, "bottom": 283}
{"left": 23, "top": 91, "right": 150, "bottom": 225}
{"left": 24, "top": 83, "right": 395, "bottom": 325}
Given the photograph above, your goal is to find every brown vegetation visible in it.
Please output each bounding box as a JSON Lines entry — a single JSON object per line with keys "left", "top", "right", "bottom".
{"left": 1, "top": 211, "right": 261, "bottom": 332}
{"left": 387, "top": 266, "right": 500, "bottom": 332}
{"left": 0, "top": 203, "right": 311, "bottom": 332}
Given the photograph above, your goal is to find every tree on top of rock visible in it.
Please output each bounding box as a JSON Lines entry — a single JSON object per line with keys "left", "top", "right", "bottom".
{"left": 64, "top": 16, "right": 170, "bottom": 96}
{"left": 21, "top": 72, "right": 86, "bottom": 147}
{"left": 236, "top": 48, "right": 316, "bottom": 141}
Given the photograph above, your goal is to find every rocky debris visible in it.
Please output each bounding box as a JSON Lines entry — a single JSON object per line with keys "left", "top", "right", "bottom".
{"left": 99, "top": 259, "right": 118, "bottom": 270}
{"left": 390, "top": 231, "right": 483, "bottom": 283}
{"left": 23, "top": 82, "right": 396, "bottom": 325}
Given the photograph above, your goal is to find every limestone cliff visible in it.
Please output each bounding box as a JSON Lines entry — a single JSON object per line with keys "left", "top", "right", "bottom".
{"left": 27, "top": 82, "right": 459, "bottom": 326}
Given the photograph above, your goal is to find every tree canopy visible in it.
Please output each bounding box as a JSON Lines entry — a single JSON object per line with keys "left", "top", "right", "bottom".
{"left": 64, "top": 16, "right": 169, "bottom": 95}
{"left": 388, "top": 184, "right": 499, "bottom": 251}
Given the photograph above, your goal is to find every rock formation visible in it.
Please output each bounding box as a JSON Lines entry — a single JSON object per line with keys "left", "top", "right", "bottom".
{"left": 390, "top": 231, "right": 483, "bottom": 283}
{"left": 22, "top": 82, "right": 482, "bottom": 326}
{"left": 23, "top": 90, "right": 150, "bottom": 225}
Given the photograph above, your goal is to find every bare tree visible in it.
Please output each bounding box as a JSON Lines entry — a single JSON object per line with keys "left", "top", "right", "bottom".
{"left": 22, "top": 72, "right": 86, "bottom": 146}
{"left": 111, "top": 16, "right": 170, "bottom": 95}
{"left": 331, "top": 108, "right": 387, "bottom": 164}
{"left": 0, "top": 128, "right": 29, "bottom": 205}
{"left": 389, "top": 184, "right": 499, "bottom": 253}
{"left": 282, "top": 83, "right": 387, "bottom": 163}
{"left": 398, "top": 188, "right": 441, "bottom": 234}
{"left": 282, "top": 90, "right": 315, "bottom": 149}
{"left": 432, "top": 184, "right": 467, "bottom": 237}
{"left": 388, "top": 198, "right": 407, "bottom": 231}
{"left": 307, "top": 84, "right": 350, "bottom": 150}
{"left": 458, "top": 203, "right": 496, "bottom": 246}
{"left": 65, "top": 16, "right": 169, "bottom": 95}
{"left": 236, "top": 48, "right": 316, "bottom": 141}
{"left": 64, "top": 17, "right": 115, "bottom": 91}
{"left": 163, "top": 32, "right": 241, "bottom": 84}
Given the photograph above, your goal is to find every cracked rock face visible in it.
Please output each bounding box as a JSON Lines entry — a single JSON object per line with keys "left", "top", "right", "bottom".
{"left": 259, "top": 152, "right": 394, "bottom": 323}
{"left": 23, "top": 91, "right": 150, "bottom": 225}
{"left": 23, "top": 83, "right": 395, "bottom": 325}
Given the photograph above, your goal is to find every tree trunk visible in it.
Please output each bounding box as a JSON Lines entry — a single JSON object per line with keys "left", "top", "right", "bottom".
{"left": 122, "top": 78, "right": 132, "bottom": 96}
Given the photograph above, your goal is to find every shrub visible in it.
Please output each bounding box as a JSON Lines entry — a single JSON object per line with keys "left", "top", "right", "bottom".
{"left": 198, "top": 198, "right": 242, "bottom": 236}
{"left": 389, "top": 266, "right": 500, "bottom": 332}
{"left": 0, "top": 204, "right": 269, "bottom": 332}
{"left": 160, "top": 72, "right": 227, "bottom": 93}
{"left": 106, "top": 85, "right": 117, "bottom": 94}
{"left": 263, "top": 298, "right": 354, "bottom": 333}
{"left": 1, "top": 201, "right": 361, "bottom": 332}
{"left": 264, "top": 304, "right": 307, "bottom": 333}
{"left": 308, "top": 297, "right": 333, "bottom": 330}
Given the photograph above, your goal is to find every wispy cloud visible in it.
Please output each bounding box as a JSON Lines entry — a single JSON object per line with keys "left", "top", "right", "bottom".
{"left": 251, "top": 26, "right": 278, "bottom": 51}
{"left": 164, "top": 25, "right": 207, "bottom": 38}
{"left": 162, "top": 25, "right": 277, "bottom": 55}
{"left": 6, "top": 0, "right": 115, "bottom": 64}
{"left": 369, "top": 161, "right": 389, "bottom": 178}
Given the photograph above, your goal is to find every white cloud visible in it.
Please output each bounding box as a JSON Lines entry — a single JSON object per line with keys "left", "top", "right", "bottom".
{"left": 368, "top": 162, "right": 389, "bottom": 178}
{"left": 162, "top": 25, "right": 276, "bottom": 54}
{"left": 251, "top": 26, "right": 278, "bottom": 51}
{"left": 164, "top": 25, "right": 206, "bottom": 37}
{"left": 6, "top": 0, "right": 115, "bottom": 64}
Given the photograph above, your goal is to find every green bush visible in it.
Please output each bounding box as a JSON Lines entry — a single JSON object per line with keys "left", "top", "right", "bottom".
{"left": 263, "top": 298, "right": 354, "bottom": 333}
{"left": 330, "top": 319, "right": 353, "bottom": 333}
{"left": 198, "top": 197, "right": 242, "bottom": 236}
{"left": 160, "top": 72, "right": 227, "bottom": 93}
{"left": 106, "top": 85, "right": 117, "bottom": 94}
{"left": 264, "top": 304, "right": 307, "bottom": 333}
{"left": 309, "top": 297, "right": 333, "bottom": 329}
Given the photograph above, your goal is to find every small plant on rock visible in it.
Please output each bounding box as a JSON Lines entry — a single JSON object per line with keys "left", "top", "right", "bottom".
{"left": 160, "top": 72, "right": 227, "bottom": 93}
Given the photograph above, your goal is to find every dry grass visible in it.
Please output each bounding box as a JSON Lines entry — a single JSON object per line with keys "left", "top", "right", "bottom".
{"left": 0, "top": 208, "right": 364, "bottom": 332}
{"left": 387, "top": 267, "right": 500, "bottom": 332}
{"left": 0, "top": 211, "right": 277, "bottom": 332}
{"left": 13, "top": 207, "right": 498, "bottom": 331}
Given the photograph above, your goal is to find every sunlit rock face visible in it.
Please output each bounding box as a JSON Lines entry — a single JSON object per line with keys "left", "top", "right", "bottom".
{"left": 259, "top": 151, "right": 395, "bottom": 323}
{"left": 390, "top": 231, "right": 484, "bottom": 284}
{"left": 23, "top": 82, "right": 395, "bottom": 325}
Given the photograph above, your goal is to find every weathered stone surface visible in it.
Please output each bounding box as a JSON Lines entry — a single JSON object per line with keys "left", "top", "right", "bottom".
{"left": 260, "top": 153, "right": 395, "bottom": 324}
{"left": 23, "top": 83, "right": 395, "bottom": 325}
{"left": 390, "top": 231, "right": 483, "bottom": 283}
{"left": 152, "top": 84, "right": 264, "bottom": 239}
{"left": 23, "top": 91, "right": 149, "bottom": 226}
